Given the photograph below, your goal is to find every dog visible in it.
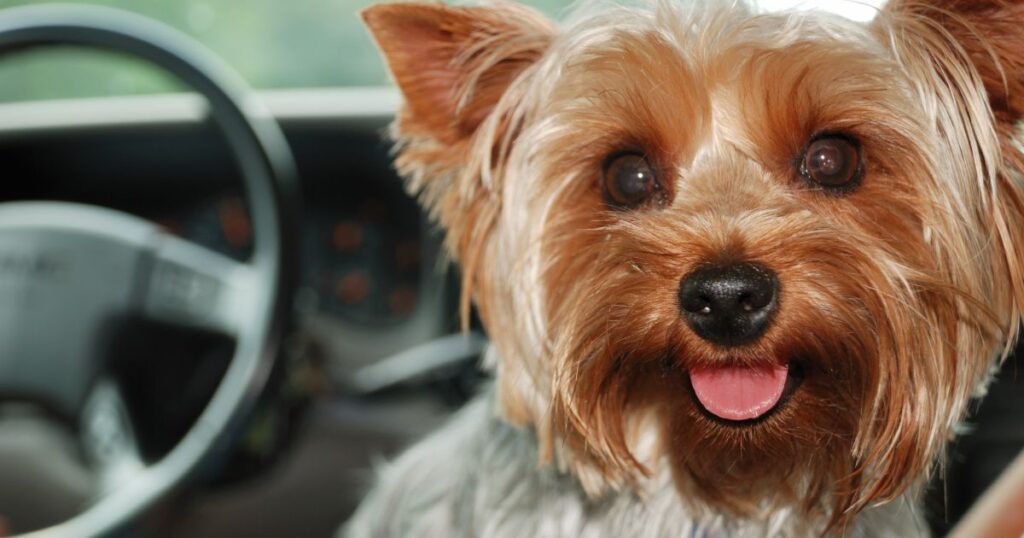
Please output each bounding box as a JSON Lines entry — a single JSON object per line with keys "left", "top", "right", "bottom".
{"left": 347, "top": 0, "right": 1024, "bottom": 535}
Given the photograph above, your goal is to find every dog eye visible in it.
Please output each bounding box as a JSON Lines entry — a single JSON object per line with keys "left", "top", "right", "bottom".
{"left": 800, "top": 135, "right": 861, "bottom": 191}
{"left": 602, "top": 153, "right": 662, "bottom": 209}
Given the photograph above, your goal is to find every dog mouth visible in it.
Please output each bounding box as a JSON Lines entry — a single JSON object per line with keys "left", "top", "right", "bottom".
{"left": 687, "top": 360, "right": 803, "bottom": 422}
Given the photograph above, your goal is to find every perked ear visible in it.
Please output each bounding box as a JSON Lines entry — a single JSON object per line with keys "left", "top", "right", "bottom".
{"left": 361, "top": 2, "right": 555, "bottom": 326}
{"left": 882, "top": 1, "right": 1024, "bottom": 137}
{"left": 361, "top": 2, "right": 555, "bottom": 146}
{"left": 879, "top": 0, "right": 1024, "bottom": 334}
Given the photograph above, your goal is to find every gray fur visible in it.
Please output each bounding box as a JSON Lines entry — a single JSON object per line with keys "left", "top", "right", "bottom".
{"left": 342, "top": 387, "right": 929, "bottom": 538}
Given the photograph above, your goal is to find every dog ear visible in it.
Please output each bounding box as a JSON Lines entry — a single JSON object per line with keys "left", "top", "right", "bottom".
{"left": 362, "top": 2, "right": 555, "bottom": 146}
{"left": 880, "top": 1, "right": 1024, "bottom": 147}
{"left": 878, "top": 0, "right": 1024, "bottom": 331}
{"left": 362, "top": 3, "right": 555, "bottom": 326}
{"left": 850, "top": 1, "right": 1024, "bottom": 510}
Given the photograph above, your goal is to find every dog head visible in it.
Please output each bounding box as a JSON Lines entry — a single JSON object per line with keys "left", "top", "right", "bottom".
{"left": 363, "top": 0, "right": 1024, "bottom": 526}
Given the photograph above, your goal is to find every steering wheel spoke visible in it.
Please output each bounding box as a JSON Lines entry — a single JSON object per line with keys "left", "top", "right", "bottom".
{"left": 0, "top": 203, "right": 155, "bottom": 416}
{"left": 80, "top": 379, "right": 143, "bottom": 495}
{"left": 142, "top": 232, "right": 257, "bottom": 336}
{"left": 0, "top": 203, "right": 263, "bottom": 418}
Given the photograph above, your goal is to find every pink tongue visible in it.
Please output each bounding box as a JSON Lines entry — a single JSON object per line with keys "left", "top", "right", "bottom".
{"left": 689, "top": 363, "right": 789, "bottom": 421}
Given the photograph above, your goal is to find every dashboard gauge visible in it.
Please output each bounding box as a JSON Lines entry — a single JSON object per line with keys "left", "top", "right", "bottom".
{"left": 151, "top": 194, "right": 253, "bottom": 262}
{"left": 334, "top": 270, "right": 370, "bottom": 305}
{"left": 332, "top": 221, "right": 363, "bottom": 254}
{"left": 148, "top": 190, "right": 422, "bottom": 326}
{"left": 309, "top": 195, "right": 423, "bottom": 326}
{"left": 388, "top": 285, "right": 418, "bottom": 318}
{"left": 217, "top": 196, "right": 252, "bottom": 252}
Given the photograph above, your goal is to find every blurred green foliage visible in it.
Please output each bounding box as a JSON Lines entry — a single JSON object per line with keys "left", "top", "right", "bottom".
{"left": 0, "top": 0, "right": 568, "bottom": 102}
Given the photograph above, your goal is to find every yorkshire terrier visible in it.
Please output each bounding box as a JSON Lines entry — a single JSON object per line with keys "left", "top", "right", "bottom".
{"left": 348, "top": 0, "right": 1024, "bottom": 535}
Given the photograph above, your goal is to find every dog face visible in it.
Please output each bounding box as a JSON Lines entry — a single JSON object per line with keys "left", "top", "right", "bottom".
{"left": 363, "top": 0, "right": 1024, "bottom": 525}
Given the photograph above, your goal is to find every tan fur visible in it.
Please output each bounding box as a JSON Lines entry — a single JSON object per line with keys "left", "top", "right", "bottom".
{"left": 363, "top": 0, "right": 1024, "bottom": 532}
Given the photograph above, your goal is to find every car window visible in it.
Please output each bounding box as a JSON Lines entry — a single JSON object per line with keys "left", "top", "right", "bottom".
{"left": 0, "top": 0, "right": 569, "bottom": 103}
{"left": 0, "top": 0, "right": 881, "bottom": 103}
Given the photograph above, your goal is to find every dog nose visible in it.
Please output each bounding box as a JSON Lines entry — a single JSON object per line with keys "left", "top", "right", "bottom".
{"left": 678, "top": 263, "right": 778, "bottom": 346}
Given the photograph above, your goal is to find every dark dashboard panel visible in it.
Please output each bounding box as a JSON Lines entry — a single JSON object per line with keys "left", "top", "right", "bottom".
{"left": 288, "top": 127, "right": 427, "bottom": 326}
{"left": 0, "top": 117, "right": 441, "bottom": 330}
{"left": 2, "top": 125, "right": 235, "bottom": 211}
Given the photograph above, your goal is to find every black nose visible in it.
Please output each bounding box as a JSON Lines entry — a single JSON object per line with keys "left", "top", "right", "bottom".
{"left": 678, "top": 263, "right": 779, "bottom": 347}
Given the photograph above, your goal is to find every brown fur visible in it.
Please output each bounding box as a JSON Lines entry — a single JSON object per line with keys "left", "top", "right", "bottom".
{"left": 363, "top": 0, "right": 1024, "bottom": 532}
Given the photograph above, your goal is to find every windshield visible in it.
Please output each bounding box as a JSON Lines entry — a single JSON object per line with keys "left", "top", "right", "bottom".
{"left": 0, "top": 0, "right": 568, "bottom": 102}
{"left": 0, "top": 0, "right": 882, "bottom": 103}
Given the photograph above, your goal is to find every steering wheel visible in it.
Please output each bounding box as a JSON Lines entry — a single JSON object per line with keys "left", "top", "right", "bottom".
{"left": 0, "top": 5, "right": 298, "bottom": 537}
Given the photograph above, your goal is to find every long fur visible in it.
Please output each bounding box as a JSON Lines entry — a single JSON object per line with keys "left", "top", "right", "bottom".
{"left": 354, "top": 0, "right": 1024, "bottom": 534}
{"left": 344, "top": 381, "right": 928, "bottom": 537}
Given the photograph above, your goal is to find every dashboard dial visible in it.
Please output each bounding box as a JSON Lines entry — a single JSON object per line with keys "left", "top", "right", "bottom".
{"left": 309, "top": 197, "right": 421, "bottom": 325}
{"left": 153, "top": 192, "right": 423, "bottom": 326}
{"left": 155, "top": 194, "right": 252, "bottom": 261}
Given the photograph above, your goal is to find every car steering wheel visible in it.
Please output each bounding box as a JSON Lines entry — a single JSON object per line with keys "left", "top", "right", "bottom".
{"left": 0, "top": 5, "right": 298, "bottom": 537}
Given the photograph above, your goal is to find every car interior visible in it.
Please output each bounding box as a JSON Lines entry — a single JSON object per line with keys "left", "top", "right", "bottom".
{"left": 0, "top": 1, "right": 1021, "bottom": 537}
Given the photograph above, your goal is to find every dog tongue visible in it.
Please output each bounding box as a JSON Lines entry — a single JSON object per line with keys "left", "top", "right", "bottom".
{"left": 689, "top": 363, "right": 788, "bottom": 421}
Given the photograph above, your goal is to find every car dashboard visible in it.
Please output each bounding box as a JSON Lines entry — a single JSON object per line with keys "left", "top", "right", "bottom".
{"left": 0, "top": 89, "right": 455, "bottom": 376}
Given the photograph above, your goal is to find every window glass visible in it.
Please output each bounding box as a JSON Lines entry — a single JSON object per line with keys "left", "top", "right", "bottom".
{"left": 0, "top": 0, "right": 882, "bottom": 102}
{"left": 0, "top": 0, "right": 567, "bottom": 102}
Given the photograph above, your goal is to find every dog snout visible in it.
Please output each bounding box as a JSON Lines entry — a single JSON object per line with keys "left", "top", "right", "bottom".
{"left": 678, "top": 262, "right": 779, "bottom": 347}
